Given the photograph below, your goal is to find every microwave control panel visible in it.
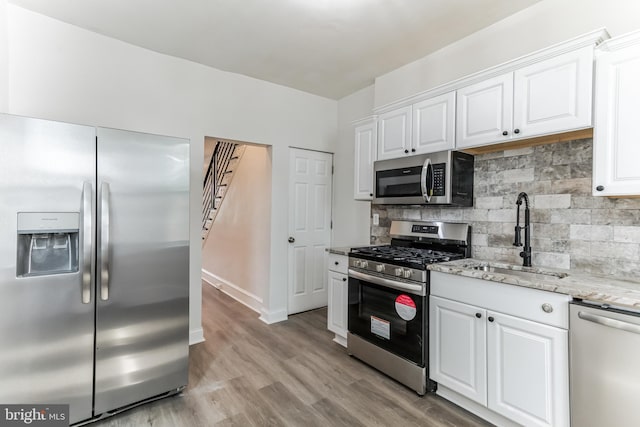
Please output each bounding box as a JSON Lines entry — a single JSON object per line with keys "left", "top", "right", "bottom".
{"left": 432, "top": 163, "right": 446, "bottom": 196}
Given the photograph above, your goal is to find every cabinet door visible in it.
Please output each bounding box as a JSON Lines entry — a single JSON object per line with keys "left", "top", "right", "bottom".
{"left": 354, "top": 121, "right": 377, "bottom": 200}
{"left": 593, "top": 38, "right": 640, "bottom": 196}
{"left": 327, "top": 271, "right": 348, "bottom": 341}
{"left": 513, "top": 47, "right": 593, "bottom": 139}
{"left": 487, "top": 312, "right": 569, "bottom": 427}
{"left": 378, "top": 106, "right": 412, "bottom": 160}
{"left": 456, "top": 73, "right": 513, "bottom": 148}
{"left": 412, "top": 92, "right": 456, "bottom": 154}
{"left": 429, "top": 296, "right": 487, "bottom": 405}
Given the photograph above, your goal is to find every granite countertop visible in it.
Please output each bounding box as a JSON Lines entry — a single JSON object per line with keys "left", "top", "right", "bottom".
{"left": 428, "top": 258, "right": 640, "bottom": 311}
{"left": 326, "top": 246, "right": 353, "bottom": 256}
{"left": 327, "top": 244, "right": 379, "bottom": 256}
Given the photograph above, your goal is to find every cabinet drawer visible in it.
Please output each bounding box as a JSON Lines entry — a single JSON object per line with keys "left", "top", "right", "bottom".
{"left": 328, "top": 253, "right": 348, "bottom": 275}
{"left": 431, "top": 271, "right": 570, "bottom": 329}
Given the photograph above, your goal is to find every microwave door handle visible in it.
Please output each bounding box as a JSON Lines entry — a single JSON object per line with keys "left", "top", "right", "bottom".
{"left": 421, "top": 158, "right": 432, "bottom": 202}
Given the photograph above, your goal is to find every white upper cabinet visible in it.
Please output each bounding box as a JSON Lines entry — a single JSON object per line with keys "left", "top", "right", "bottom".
{"left": 593, "top": 31, "right": 640, "bottom": 196}
{"left": 513, "top": 46, "right": 593, "bottom": 138}
{"left": 377, "top": 106, "right": 412, "bottom": 160}
{"left": 413, "top": 92, "right": 456, "bottom": 153}
{"left": 456, "top": 74, "right": 513, "bottom": 148}
{"left": 457, "top": 47, "right": 594, "bottom": 149}
{"left": 353, "top": 119, "right": 377, "bottom": 200}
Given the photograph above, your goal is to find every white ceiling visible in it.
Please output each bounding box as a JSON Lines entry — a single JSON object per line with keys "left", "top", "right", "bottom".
{"left": 10, "top": 0, "right": 541, "bottom": 99}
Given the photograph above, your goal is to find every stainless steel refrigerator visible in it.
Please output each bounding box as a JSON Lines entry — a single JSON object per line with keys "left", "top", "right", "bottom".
{"left": 0, "top": 114, "right": 190, "bottom": 425}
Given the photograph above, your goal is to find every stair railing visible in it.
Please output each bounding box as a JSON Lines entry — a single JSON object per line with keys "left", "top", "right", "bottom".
{"left": 202, "top": 140, "right": 238, "bottom": 231}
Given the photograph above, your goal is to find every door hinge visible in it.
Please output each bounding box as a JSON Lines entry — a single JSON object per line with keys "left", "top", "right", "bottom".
{"left": 330, "top": 220, "right": 333, "bottom": 229}
{"left": 331, "top": 165, "right": 334, "bottom": 175}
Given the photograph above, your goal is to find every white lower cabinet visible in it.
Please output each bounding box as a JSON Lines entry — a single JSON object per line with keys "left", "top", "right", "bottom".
{"left": 327, "top": 253, "right": 348, "bottom": 346}
{"left": 487, "top": 310, "right": 569, "bottom": 427}
{"left": 430, "top": 296, "right": 487, "bottom": 405}
{"left": 429, "top": 272, "right": 569, "bottom": 427}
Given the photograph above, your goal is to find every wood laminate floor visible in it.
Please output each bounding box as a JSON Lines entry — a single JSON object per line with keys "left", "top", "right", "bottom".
{"left": 94, "top": 282, "right": 492, "bottom": 427}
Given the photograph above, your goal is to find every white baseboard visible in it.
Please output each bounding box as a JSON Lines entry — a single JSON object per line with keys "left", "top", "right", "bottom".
{"left": 201, "top": 269, "right": 263, "bottom": 315}
{"left": 189, "top": 327, "right": 204, "bottom": 346}
{"left": 259, "top": 308, "right": 288, "bottom": 324}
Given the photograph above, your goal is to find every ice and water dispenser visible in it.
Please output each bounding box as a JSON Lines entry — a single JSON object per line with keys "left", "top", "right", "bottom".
{"left": 16, "top": 212, "right": 80, "bottom": 277}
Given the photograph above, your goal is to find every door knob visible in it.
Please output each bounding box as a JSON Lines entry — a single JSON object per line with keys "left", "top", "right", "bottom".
{"left": 288, "top": 237, "right": 295, "bottom": 243}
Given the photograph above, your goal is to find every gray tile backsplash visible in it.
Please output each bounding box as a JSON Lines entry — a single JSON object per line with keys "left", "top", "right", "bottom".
{"left": 371, "top": 139, "right": 640, "bottom": 278}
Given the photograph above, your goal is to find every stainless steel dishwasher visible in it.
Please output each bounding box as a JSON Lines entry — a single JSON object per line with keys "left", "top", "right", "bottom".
{"left": 570, "top": 301, "right": 640, "bottom": 427}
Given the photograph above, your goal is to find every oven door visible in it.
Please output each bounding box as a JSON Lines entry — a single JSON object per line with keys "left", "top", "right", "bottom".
{"left": 348, "top": 269, "right": 426, "bottom": 366}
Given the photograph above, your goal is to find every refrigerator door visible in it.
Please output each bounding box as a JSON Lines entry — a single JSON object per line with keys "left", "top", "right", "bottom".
{"left": 94, "top": 127, "right": 189, "bottom": 414}
{"left": 0, "top": 114, "right": 96, "bottom": 424}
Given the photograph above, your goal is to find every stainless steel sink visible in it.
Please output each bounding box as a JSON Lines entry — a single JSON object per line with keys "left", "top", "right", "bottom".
{"left": 471, "top": 264, "right": 568, "bottom": 280}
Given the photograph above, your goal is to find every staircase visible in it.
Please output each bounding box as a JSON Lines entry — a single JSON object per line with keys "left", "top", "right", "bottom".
{"left": 202, "top": 141, "right": 245, "bottom": 242}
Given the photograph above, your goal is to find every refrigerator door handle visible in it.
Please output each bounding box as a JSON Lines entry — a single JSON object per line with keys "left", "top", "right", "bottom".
{"left": 81, "top": 182, "right": 93, "bottom": 304}
{"left": 100, "top": 182, "right": 111, "bottom": 301}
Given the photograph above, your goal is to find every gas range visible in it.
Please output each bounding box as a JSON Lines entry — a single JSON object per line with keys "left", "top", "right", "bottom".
{"left": 349, "top": 220, "right": 471, "bottom": 283}
{"left": 346, "top": 220, "right": 471, "bottom": 396}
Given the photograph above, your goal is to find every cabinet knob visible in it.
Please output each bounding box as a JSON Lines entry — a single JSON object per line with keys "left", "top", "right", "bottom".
{"left": 488, "top": 316, "right": 495, "bottom": 322}
{"left": 541, "top": 303, "right": 553, "bottom": 313}
{"left": 404, "top": 149, "right": 409, "bottom": 154}
{"left": 502, "top": 131, "right": 508, "bottom": 136}
{"left": 334, "top": 261, "right": 339, "bottom": 266}
{"left": 342, "top": 277, "right": 347, "bottom": 282}
{"left": 369, "top": 193, "right": 373, "bottom": 197}
{"left": 411, "top": 148, "right": 416, "bottom": 152}
{"left": 475, "top": 313, "right": 482, "bottom": 319}
{"left": 514, "top": 129, "right": 520, "bottom": 134}
{"left": 596, "top": 185, "right": 604, "bottom": 192}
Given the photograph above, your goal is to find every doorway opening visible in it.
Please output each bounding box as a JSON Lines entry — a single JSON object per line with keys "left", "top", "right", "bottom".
{"left": 201, "top": 137, "right": 272, "bottom": 315}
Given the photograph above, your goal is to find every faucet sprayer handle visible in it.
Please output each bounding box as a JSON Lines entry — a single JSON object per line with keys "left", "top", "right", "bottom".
{"left": 513, "top": 226, "right": 522, "bottom": 246}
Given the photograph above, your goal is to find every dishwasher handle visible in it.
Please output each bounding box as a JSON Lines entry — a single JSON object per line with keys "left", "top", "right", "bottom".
{"left": 578, "top": 310, "right": 640, "bottom": 335}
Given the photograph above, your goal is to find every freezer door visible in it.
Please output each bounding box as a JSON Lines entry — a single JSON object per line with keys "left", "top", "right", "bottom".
{"left": 0, "top": 114, "right": 96, "bottom": 424}
{"left": 94, "top": 128, "right": 189, "bottom": 414}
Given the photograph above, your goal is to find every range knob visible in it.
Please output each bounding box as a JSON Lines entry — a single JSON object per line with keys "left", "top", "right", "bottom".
{"left": 376, "top": 264, "right": 386, "bottom": 273}
{"left": 394, "top": 268, "right": 404, "bottom": 277}
{"left": 360, "top": 260, "right": 369, "bottom": 269}
{"left": 403, "top": 269, "right": 412, "bottom": 279}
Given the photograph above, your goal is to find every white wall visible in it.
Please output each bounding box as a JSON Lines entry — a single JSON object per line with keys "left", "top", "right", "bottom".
{"left": 374, "top": 0, "right": 640, "bottom": 108}
{"left": 333, "top": 85, "right": 375, "bottom": 247}
{"left": 4, "top": 4, "right": 337, "bottom": 340}
{"left": 201, "top": 145, "right": 271, "bottom": 314}
{"left": 0, "top": 0, "right": 8, "bottom": 112}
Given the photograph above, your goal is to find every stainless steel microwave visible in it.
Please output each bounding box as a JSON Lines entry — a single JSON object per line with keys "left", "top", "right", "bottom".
{"left": 373, "top": 150, "right": 474, "bottom": 206}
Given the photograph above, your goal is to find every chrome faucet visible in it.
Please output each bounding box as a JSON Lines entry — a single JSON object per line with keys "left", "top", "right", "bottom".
{"left": 513, "top": 192, "right": 532, "bottom": 267}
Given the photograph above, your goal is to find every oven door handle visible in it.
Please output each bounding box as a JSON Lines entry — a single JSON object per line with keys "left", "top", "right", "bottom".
{"left": 349, "top": 269, "right": 426, "bottom": 296}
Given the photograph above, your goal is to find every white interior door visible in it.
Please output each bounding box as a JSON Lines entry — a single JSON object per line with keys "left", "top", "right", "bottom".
{"left": 288, "top": 148, "right": 333, "bottom": 314}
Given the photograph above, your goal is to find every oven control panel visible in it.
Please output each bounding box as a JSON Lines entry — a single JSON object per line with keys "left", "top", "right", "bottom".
{"left": 411, "top": 224, "right": 439, "bottom": 234}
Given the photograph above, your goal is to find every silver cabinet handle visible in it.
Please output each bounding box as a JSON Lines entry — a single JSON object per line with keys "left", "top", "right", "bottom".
{"left": 578, "top": 311, "right": 640, "bottom": 335}
{"left": 81, "top": 182, "right": 93, "bottom": 304}
{"left": 100, "top": 182, "right": 111, "bottom": 301}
